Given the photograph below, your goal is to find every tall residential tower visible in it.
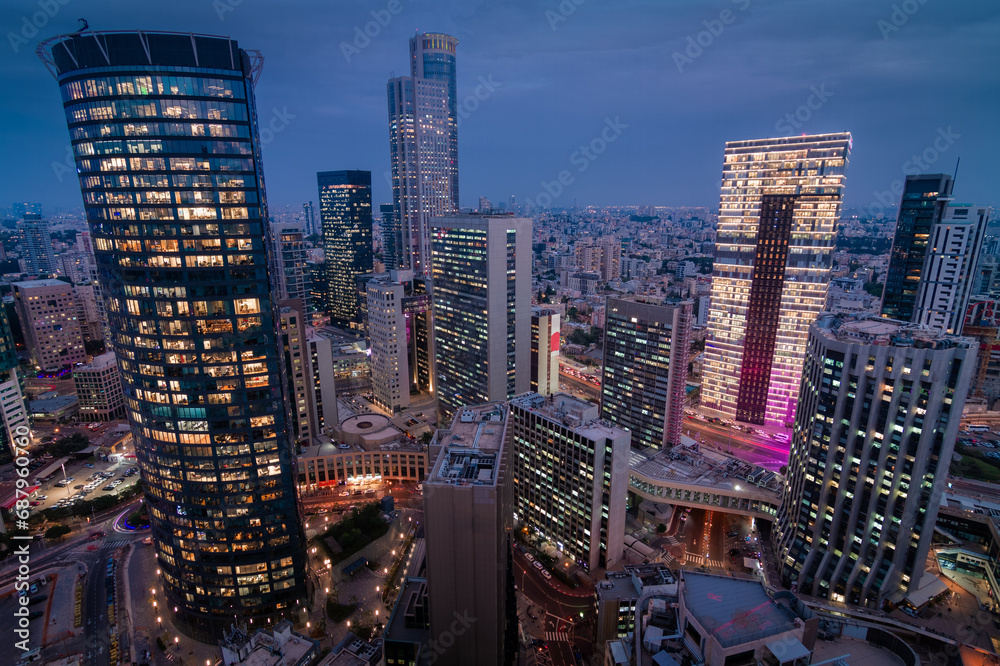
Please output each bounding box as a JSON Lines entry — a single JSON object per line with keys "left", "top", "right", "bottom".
{"left": 38, "top": 30, "right": 307, "bottom": 640}
{"left": 702, "top": 133, "right": 851, "bottom": 427}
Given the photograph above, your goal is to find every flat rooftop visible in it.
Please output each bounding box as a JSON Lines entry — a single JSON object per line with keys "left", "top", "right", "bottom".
{"left": 300, "top": 432, "right": 423, "bottom": 457}
{"left": 630, "top": 437, "right": 783, "bottom": 498}
{"left": 816, "top": 314, "right": 975, "bottom": 348}
{"left": 383, "top": 577, "right": 430, "bottom": 647}
{"left": 596, "top": 564, "right": 676, "bottom": 601}
{"left": 509, "top": 392, "right": 627, "bottom": 441}
{"left": 430, "top": 402, "right": 507, "bottom": 486}
{"left": 683, "top": 572, "right": 799, "bottom": 645}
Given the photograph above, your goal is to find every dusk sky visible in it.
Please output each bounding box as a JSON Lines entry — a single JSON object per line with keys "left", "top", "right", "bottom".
{"left": 2, "top": 0, "right": 998, "bottom": 215}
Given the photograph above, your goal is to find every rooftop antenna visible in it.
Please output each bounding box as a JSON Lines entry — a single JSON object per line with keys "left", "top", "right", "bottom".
{"left": 953, "top": 157, "right": 961, "bottom": 183}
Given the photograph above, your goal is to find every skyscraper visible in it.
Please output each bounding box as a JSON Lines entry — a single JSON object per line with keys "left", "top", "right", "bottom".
{"left": 39, "top": 30, "right": 306, "bottom": 640}
{"left": 702, "top": 132, "right": 852, "bottom": 427}
{"left": 880, "top": 174, "right": 989, "bottom": 334}
{"left": 600, "top": 297, "right": 693, "bottom": 450}
{"left": 302, "top": 201, "right": 317, "bottom": 236}
{"left": 366, "top": 274, "right": 411, "bottom": 413}
{"left": 430, "top": 213, "right": 531, "bottom": 423}
{"left": 317, "top": 170, "right": 373, "bottom": 329}
{"left": 774, "top": 315, "right": 975, "bottom": 607}
{"left": 509, "top": 392, "right": 630, "bottom": 570}
{"left": 388, "top": 33, "right": 459, "bottom": 274}
{"left": 423, "top": 401, "right": 513, "bottom": 666}
{"left": 270, "top": 221, "right": 310, "bottom": 313}
{"left": 379, "top": 203, "right": 400, "bottom": 270}
{"left": 18, "top": 213, "right": 57, "bottom": 275}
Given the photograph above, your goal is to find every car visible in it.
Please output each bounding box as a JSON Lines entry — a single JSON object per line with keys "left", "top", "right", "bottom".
{"left": 339, "top": 491, "right": 350, "bottom": 497}
{"left": 29, "top": 501, "right": 40, "bottom": 506}
{"left": 540, "top": 570, "right": 552, "bottom": 579}
{"left": 104, "top": 485, "right": 115, "bottom": 491}
{"left": 27, "top": 611, "right": 44, "bottom": 621}
{"left": 524, "top": 553, "right": 535, "bottom": 563}
{"left": 352, "top": 489, "right": 362, "bottom": 495}
{"left": 29, "top": 583, "right": 39, "bottom": 594}
{"left": 364, "top": 489, "right": 376, "bottom": 495}
{"left": 727, "top": 531, "right": 740, "bottom": 537}
{"left": 533, "top": 561, "right": 544, "bottom": 570}
{"left": 36, "top": 495, "right": 47, "bottom": 501}
{"left": 84, "top": 463, "right": 95, "bottom": 468}
{"left": 28, "top": 595, "right": 47, "bottom": 605}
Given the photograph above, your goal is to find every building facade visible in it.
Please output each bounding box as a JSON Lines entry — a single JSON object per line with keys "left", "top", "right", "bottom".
{"left": 317, "top": 170, "right": 373, "bottom": 329}
{"left": 387, "top": 33, "right": 459, "bottom": 275}
{"left": 278, "top": 302, "right": 316, "bottom": 449}
{"left": 881, "top": 174, "right": 989, "bottom": 335}
{"left": 39, "top": 30, "right": 307, "bottom": 640}
{"left": 530, "top": 307, "right": 560, "bottom": 396}
{"left": 0, "top": 304, "right": 29, "bottom": 464}
{"left": 423, "top": 401, "right": 514, "bottom": 666}
{"left": 601, "top": 297, "right": 693, "bottom": 450}
{"left": 774, "top": 315, "right": 976, "bottom": 607}
{"left": 509, "top": 392, "right": 629, "bottom": 571}
{"left": 270, "top": 221, "right": 310, "bottom": 313}
{"left": 367, "top": 276, "right": 410, "bottom": 413}
{"left": 702, "top": 133, "right": 852, "bottom": 427}
{"left": 18, "top": 213, "right": 57, "bottom": 275}
{"left": 12, "top": 279, "right": 86, "bottom": 373}
{"left": 72, "top": 352, "right": 125, "bottom": 421}
{"left": 430, "top": 214, "right": 531, "bottom": 423}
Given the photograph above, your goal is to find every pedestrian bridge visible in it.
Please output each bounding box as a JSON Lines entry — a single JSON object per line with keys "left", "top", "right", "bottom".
{"left": 628, "top": 439, "right": 783, "bottom": 523}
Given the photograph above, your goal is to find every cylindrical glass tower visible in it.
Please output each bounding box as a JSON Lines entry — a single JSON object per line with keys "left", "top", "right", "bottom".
{"left": 38, "top": 30, "right": 307, "bottom": 641}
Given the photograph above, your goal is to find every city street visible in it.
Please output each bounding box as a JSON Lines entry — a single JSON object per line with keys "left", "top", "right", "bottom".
{"left": 514, "top": 548, "right": 592, "bottom": 666}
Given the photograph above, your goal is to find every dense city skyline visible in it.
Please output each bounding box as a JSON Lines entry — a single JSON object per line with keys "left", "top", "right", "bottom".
{"left": 2, "top": 0, "right": 998, "bottom": 213}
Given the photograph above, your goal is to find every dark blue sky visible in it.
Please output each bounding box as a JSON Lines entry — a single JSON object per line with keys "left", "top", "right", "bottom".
{"left": 3, "top": 0, "right": 998, "bottom": 215}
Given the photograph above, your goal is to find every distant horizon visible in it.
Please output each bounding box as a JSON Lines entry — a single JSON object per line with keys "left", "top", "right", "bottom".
{"left": 2, "top": 1, "right": 997, "bottom": 215}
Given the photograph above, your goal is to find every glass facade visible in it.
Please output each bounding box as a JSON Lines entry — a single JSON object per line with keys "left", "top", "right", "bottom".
{"left": 39, "top": 30, "right": 306, "bottom": 641}
{"left": 703, "top": 133, "right": 851, "bottom": 428}
{"left": 880, "top": 174, "right": 955, "bottom": 323}
{"left": 317, "top": 170, "right": 373, "bottom": 328}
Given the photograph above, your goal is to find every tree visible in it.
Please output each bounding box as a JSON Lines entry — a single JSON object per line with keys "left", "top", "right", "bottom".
{"left": 656, "top": 523, "right": 667, "bottom": 533}
{"left": 45, "top": 524, "right": 71, "bottom": 540}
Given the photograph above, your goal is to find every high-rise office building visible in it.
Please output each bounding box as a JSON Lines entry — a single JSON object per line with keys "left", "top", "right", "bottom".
{"left": 388, "top": 33, "right": 459, "bottom": 274}
{"left": 430, "top": 214, "right": 531, "bottom": 423}
{"left": 379, "top": 203, "right": 400, "bottom": 270}
{"left": 0, "top": 304, "right": 29, "bottom": 464}
{"left": 367, "top": 275, "right": 411, "bottom": 413}
{"left": 72, "top": 352, "right": 125, "bottom": 421}
{"left": 317, "top": 170, "right": 373, "bottom": 329}
{"left": 270, "top": 221, "right": 310, "bottom": 313}
{"left": 881, "top": 174, "right": 989, "bottom": 335}
{"left": 302, "top": 201, "right": 317, "bottom": 236}
{"left": 423, "top": 401, "right": 513, "bottom": 666}
{"left": 530, "top": 307, "right": 560, "bottom": 396}
{"left": 18, "top": 214, "right": 57, "bottom": 275}
{"left": 600, "top": 297, "right": 693, "bottom": 450}
{"left": 774, "top": 315, "right": 975, "bottom": 607}
{"left": 702, "top": 132, "right": 852, "bottom": 427}
{"left": 278, "top": 302, "right": 317, "bottom": 449}
{"left": 39, "top": 30, "right": 306, "bottom": 640}
{"left": 12, "top": 279, "right": 86, "bottom": 373}
{"left": 509, "top": 392, "right": 629, "bottom": 570}
{"left": 12, "top": 203, "right": 43, "bottom": 218}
